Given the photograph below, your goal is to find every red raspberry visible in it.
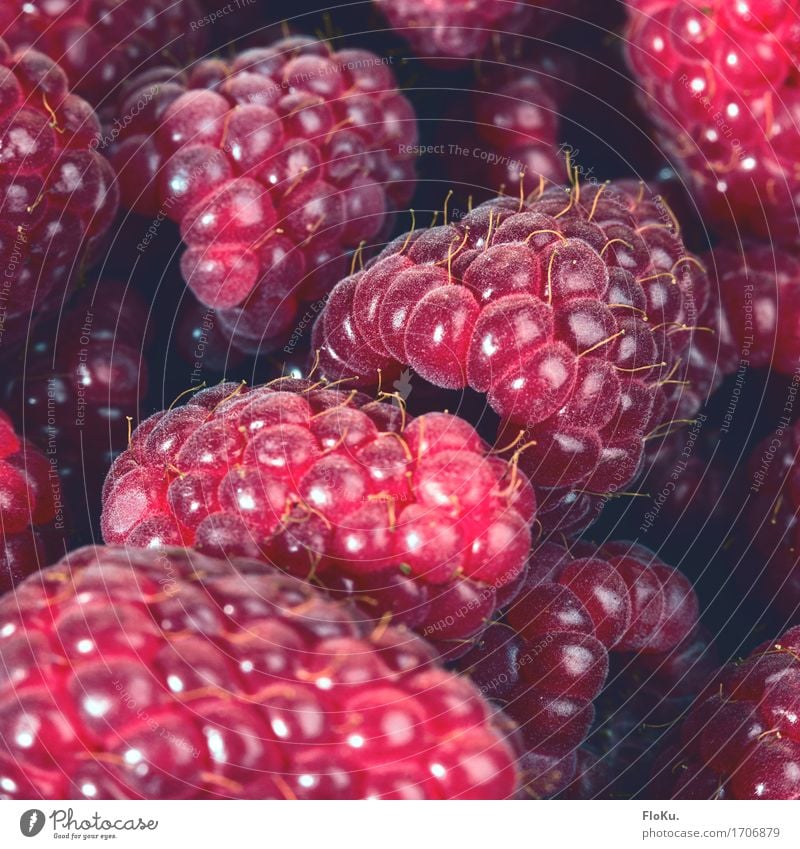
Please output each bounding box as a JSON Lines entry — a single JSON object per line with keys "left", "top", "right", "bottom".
{"left": 458, "top": 539, "right": 700, "bottom": 796}
{"left": 0, "top": 39, "right": 119, "bottom": 354}
{"left": 571, "top": 626, "right": 717, "bottom": 799}
{"left": 109, "top": 36, "right": 417, "bottom": 353}
{"left": 651, "top": 625, "right": 800, "bottom": 799}
{"left": 625, "top": 0, "right": 800, "bottom": 242}
{"left": 0, "top": 410, "right": 62, "bottom": 593}
{"left": 0, "top": 0, "right": 206, "bottom": 105}
{"left": 100, "top": 380, "right": 534, "bottom": 654}
{"left": 373, "top": 1, "right": 587, "bottom": 63}
{"left": 4, "top": 281, "right": 150, "bottom": 522}
{"left": 314, "top": 179, "right": 714, "bottom": 534}
{"left": 712, "top": 241, "right": 800, "bottom": 377}
{"left": 0, "top": 545, "right": 520, "bottom": 799}
{"left": 438, "top": 58, "right": 569, "bottom": 197}
{"left": 737, "top": 419, "right": 800, "bottom": 621}
{"left": 174, "top": 292, "right": 247, "bottom": 378}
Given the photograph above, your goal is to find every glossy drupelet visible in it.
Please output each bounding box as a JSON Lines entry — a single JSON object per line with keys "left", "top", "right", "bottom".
{"left": 109, "top": 35, "right": 417, "bottom": 354}
{"left": 625, "top": 0, "right": 800, "bottom": 242}
{"left": 314, "top": 180, "right": 715, "bottom": 534}
{"left": 650, "top": 624, "right": 800, "bottom": 799}
{"left": 459, "top": 540, "right": 700, "bottom": 796}
{"left": 0, "top": 0, "right": 206, "bottom": 106}
{"left": 0, "top": 37, "right": 119, "bottom": 355}
{"left": 100, "top": 380, "right": 533, "bottom": 653}
{"left": 0, "top": 546, "right": 520, "bottom": 800}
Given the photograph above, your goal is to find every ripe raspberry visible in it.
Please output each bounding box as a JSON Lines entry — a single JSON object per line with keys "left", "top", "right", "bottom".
{"left": 100, "top": 380, "right": 534, "bottom": 654}
{"left": 736, "top": 419, "right": 800, "bottom": 621}
{"left": 712, "top": 241, "right": 800, "bottom": 377}
{"left": 650, "top": 625, "right": 800, "bottom": 799}
{"left": 458, "top": 539, "right": 700, "bottom": 796}
{"left": 438, "top": 59, "right": 568, "bottom": 198}
{"left": 0, "top": 545, "right": 520, "bottom": 799}
{"left": 314, "top": 179, "right": 713, "bottom": 534}
{"left": 109, "top": 36, "right": 417, "bottom": 353}
{"left": 0, "top": 39, "right": 119, "bottom": 354}
{"left": 373, "top": 1, "right": 587, "bottom": 63}
{"left": 573, "top": 626, "right": 717, "bottom": 799}
{"left": 4, "top": 281, "right": 149, "bottom": 524}
{"left": 0, "top": 0, "right": 206, "bottom": 106}
{"left": 625, "top": 0, "right": 800, "bottom": 242}
{"left": 174, "top": 292, "right": 247, "bottom": 377}
{"left": 0, "top": 409, "right": 62, "bottom": 593}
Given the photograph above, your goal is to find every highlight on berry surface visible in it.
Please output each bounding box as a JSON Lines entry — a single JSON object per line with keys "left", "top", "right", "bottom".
{"left": 0, "top": 546, "right": 521, "bottom": 799}
{"left": 100, "top": 379, "right": 534, "bottom": 655}
{"left": 108, "top": 34, "right": 418, "bottom": 355}
{"left": 313, "top": 178, "right": 726, "bottom": 536}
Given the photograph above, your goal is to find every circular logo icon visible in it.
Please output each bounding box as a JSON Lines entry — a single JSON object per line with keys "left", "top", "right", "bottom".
{"left": 19, "top": 810, "right": 45, "bottom": 837}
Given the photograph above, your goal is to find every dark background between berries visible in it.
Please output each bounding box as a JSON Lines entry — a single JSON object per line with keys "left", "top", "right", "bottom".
{"left": 3, "top": 0, "right": 800, "bottom": 800}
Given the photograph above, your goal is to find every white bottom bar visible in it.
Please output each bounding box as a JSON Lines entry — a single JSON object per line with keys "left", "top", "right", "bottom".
{"left": 1, "top": 800, "right": 798, "bottom": 848}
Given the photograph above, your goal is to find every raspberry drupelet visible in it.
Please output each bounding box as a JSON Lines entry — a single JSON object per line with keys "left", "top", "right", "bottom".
{"left": 650, "top": 624, "right": 800, "bottom": 799}
{"left": 625, "top": 0, "right": 800, "bottom": 242}
{"left": 0, "top": 0, "right": 206, "bottom": 107}
{"left": 0, "top": 38, "right": 119, "bottom": 356}
{"left": 314, "top": 178, "right": 715, "bottom": 535}
{"left": 458, "top": 539, "right": 700, "bottom": 796}
{"left": 100, "top": 380, "right": 534, "bottom": 654}
{"left": 0, "top": 410, "right": 61, "bottom": 593}
{"left": 109, "top": 35, "right": 417, "bottom": 354}
{"left": 0, "top": 546, "right": 520, "bottom": 800}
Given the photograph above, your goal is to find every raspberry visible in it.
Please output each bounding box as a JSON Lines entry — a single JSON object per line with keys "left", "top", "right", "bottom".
{"left": 100, "top": 380, "right": 533, "bottom": 653}
{"left": 0, "top": 545, "right": 520, "bottom": 799}
{"left": 573, "top": 626, "right": 717, "bottom": 799}
{"left": 174, "top": 293, "right": 247, "bottom": 378}
{"left": 458, "top": 539, "right": 700, "bottom": 796}
{"left": 0, "top": 0, "right": 206, "bottom": 106}
{"left": 650, "top": 625, "right": 800, "bottom": 799}
{"left": 737, "top": 419, "right": 800, "bottom": 621}
{"left": 0, "top": 39, "right": 119, "bottom": 354}
{"left": 373, "top": 1, "right": 587, "bottom": 63}
{"left": 438, "top": 58, "right": 570, "bottom": 198}
{"left": 712, "top": 241, "right": 800, "bottom": 377}
{"left": 4, "top": 281, "right": 149, "bottom": 526}
{"left": 0, "top": 409, "right": 62, "bottom": 593}
{"left": 314, "top": 179, "right": 713, "bottom": 534}
{"left": 625, "top": 0, "right": 800, "bottom": 242}
{"left": 109, "top": 36, "right": 417, "bottom": 354}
